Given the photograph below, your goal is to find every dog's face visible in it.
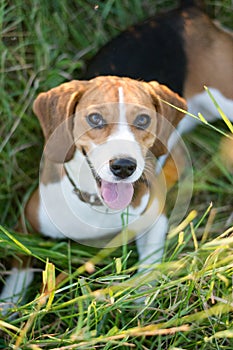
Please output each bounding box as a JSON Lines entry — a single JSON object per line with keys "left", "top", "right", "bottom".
{"left": 33, "top": 76, "right": 186, "bottom": 210}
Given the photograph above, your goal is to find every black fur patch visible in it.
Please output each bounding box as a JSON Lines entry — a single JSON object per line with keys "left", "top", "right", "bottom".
{"left": 85, "top": 7, "right": 187, "bottom": 96}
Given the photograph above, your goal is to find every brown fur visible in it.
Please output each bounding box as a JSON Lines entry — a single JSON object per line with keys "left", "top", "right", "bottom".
{"left": 33, "top": 81, "right": 90, "bottom": 162}
{"left": 33, "top": 76, "right": 186, "bottom": 164}
{"left": 25, "top": 188, "right": 41, "bottom": 232}
{"left": 183, "top": 8, "right": 233, "bottom": 99}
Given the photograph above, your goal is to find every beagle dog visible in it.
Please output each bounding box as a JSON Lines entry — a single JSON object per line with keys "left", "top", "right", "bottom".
{"left": 0, "top": 76, "right": 186, "bottom": 310}
{"left": 1, "top": 0, "right": 233, "bottom": 310}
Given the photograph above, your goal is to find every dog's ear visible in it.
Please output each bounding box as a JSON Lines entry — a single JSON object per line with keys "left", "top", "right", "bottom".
{"left": 147, "top": 81, "right": 187, "bottom": 157}
{"left": 33, "top": 80, "right": 89, "bottom": 163}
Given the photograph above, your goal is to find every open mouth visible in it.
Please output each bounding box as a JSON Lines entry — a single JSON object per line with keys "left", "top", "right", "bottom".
{"left": 82, "top": 147, "right": 135, "bottom": 211}
{"left": 100, "top": 180, "right": 134, "bottom": 210}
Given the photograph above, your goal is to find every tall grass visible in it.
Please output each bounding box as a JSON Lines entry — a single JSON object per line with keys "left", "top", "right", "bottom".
{"left": 0, "top": 0, "right": 233, "bottom": 349}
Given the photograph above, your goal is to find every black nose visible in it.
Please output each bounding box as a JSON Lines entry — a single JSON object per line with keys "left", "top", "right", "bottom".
{"left": 109, "top": 157, "right": 137, "bottom": 179}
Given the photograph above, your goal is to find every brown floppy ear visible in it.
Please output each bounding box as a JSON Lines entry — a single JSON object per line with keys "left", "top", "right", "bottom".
{"left": 33, "top": 80, "right": 89, "bottom": 163}
{"left": 148, "top": 81, "right": 187, "bottom": 157}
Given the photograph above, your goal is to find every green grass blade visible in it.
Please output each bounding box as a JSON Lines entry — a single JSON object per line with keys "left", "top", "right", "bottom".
{"left": 204, "top": 85, "right": 233, "bottom": 133}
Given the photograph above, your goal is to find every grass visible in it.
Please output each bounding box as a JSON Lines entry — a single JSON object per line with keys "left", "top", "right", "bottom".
{"left": 0, "top": 0, "right": 233, "bottom": 348}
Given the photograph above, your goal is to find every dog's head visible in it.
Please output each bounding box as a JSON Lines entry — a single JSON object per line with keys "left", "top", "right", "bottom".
{"left": 33, "top": 76, "right": 186, "bottom": 210}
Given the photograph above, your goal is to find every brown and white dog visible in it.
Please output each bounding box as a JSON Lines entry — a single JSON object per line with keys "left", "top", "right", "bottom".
{"left": 0, "top": 76, "right": 187, "bottom": 310}
{"left": 1, "top": 0, "right": 233, "bottom": 310}
{"left": 26, "top": 76, "right": 186, "bottom": 244}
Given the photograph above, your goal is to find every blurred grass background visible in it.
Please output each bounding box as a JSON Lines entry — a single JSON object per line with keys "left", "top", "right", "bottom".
{"left": 0, "top": 0, "right": 233, "bottom": 348}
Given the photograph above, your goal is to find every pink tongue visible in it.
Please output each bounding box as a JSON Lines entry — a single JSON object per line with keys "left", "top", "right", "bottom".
{"left": 101, "top": 180, "right": 134, "bottom": 210}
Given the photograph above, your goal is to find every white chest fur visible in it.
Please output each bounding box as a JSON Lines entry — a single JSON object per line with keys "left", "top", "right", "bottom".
{"left": 38, "top": 166, "right": 150, "bottom": 245}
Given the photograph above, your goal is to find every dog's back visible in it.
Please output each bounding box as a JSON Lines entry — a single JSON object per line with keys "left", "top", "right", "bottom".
{"left": 85, "top": 0, "right": 233, "bottom": 101}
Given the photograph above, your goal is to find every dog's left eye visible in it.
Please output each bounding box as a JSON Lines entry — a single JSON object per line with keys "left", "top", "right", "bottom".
{"left": 134, "top": 114, "right": 151, "bottom": 129}
{"left": 87, "top": 113, "right": 106, "bottom": 129}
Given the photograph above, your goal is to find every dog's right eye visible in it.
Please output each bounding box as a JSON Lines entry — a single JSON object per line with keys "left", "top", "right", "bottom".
{"left": 87, "top": 113, "right": 106, "bottom": 129}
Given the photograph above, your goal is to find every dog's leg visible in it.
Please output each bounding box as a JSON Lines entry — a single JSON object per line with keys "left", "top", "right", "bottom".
{"left": 0, "top": 263, "right": 34, "bottom": 315}
{"left": 162, "top": 88, "right": 233, "bottom": 160}
{"left": 178, "top": 88, "right": 233, "bottom": 135}
{"left": 189, "top": 88, "right": 233, "bottom": 121}
{"left": 136, "top": 213, "right": 168, "bottom": 272}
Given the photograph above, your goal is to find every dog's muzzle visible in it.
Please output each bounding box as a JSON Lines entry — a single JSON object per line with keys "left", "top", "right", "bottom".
{"left": 100, "top": 157, "right": 137, "bottom": 211}
{"left": 82, "top": 148, "right": 137, "bottom": 211}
